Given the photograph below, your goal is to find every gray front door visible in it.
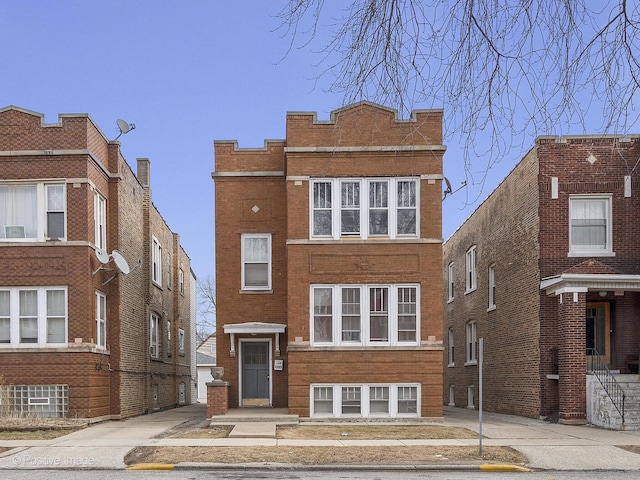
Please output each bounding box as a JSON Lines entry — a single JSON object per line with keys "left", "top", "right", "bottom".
{"left": 242, "top": 342, "right": 269, "bottom": 406}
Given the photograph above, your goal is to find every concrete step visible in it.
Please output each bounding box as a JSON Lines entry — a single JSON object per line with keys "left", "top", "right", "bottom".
{"left": 209, "top": 407, "right": 299, "bottom": 425}
{"left": 228, "top": 422, "right": 276, "bottom": 438}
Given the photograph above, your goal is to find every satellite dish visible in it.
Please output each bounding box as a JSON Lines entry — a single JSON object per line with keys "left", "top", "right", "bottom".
{"left": 95, "top": 248, "right": 110, "bottom": 264}
{"left": 112, "top": 119, "right": 136, "bottom": 141}
{"left": 112, "top": 250, "right": 131, "bottom": 275}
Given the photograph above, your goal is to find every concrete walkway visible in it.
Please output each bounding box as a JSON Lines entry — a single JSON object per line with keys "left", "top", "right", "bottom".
{"left": 1, "top": 403, "right": 640, "bottom": 470}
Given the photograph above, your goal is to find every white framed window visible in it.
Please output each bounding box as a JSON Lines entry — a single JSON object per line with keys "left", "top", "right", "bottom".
{"left": 150, "top": 313, "right": 160, "bottom": 359}
{"left": 449, "top": 385, "right": 455, "bottom": 406}
{"left": 466, "top": 320, "right": 477, "bottom": 364}
{"left": 166, "top": 253, "right": 173, "bottom": 290}
{"left": 179, "top": 269, "right": 185, "bottom": 295}
{"left": 341, "top": 287, "right": 361, "bottom": 342}
{"left": 94, "top": 191, "right": 106, "bottom": 250}
{"left": 46, "top": 185, "right": 65, "bottom": 239}
{"left": 241, "top": 233, "right": 271, "bottom": 290}
{"left": 0, "top": 183, "right": 66, "bottom": 241}
{"left": 369, "top": 386, "right": 389, "bottom": 414}
{"left": 178, "top": 328, "right": 185, "bottom": 354}
{"left": 341, "top": 180, "right": 361, "bottom": 235}
{"left": 152, "top": 237, "right": 163, "bottom": 286}
{"left": 465, "top": 246, "right": 477, "bottom": 293}
{"left": 488, "top": 264, "right": 496, "bottom": 310}
{"left": 467, "top": 385, "right": 475, "bottom": 409}
{"left": 312, "top": 181, "right": 333, "bottom": 237}
{"left": 447, "top": 262, "right": 454, "bottom": 302}
{"left": 397, "top": 386, "right": 418, "bottom": 414}
{"left": 342, "top": 386, "right": 361, "bottom": 415}
{"left": 310, "top": 178, "right": 419, "bottom": 240}
{"left": 96, "top": 291, "right": 106, "bottom": 348}
{"left": 569, "top": 195, "right": 613, "bottom": 255}
{"left": 310, "top": 284, "right": 419, "bottom": 346}
{"left": 0, "top": 287, "right": 67, "bottom": 347}
{"left": 448, "top": 327, "right": 455, "bottom": 366}
{"left": 311, "top": 383, "right": 420, "bottom": 418}
{"left": 313, "top": 386, "right": 334, "bottom": 415}
{"left": 167, "top": 320, "right": 172, "bottom": 356}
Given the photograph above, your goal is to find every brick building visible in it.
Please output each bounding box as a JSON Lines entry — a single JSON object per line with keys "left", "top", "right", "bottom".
{"left": 213, "top": 102, "right": 445, "bottom": 418}
{"left": 443, "top": 134, "right": 640, "bottom": 425}
{"left": 0, "top": 106, "right": 194, "bottom": 420}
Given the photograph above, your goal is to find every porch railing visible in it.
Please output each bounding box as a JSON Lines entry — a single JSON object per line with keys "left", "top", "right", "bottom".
{"left": 586, "top": 348, "right": 625, "bottom": 425}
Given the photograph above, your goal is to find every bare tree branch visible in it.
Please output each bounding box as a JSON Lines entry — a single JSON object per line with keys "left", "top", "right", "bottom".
{"left": 196, "top": 274, "right": 216, "bottom": 344}
{"left": 276, "top": 0, "right": 640, "bottom": 201}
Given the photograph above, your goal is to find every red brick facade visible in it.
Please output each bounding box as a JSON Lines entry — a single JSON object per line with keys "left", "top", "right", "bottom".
{"left": 443, "top": 135, "right": 640, "bottom": 422}
{"left": 0, "top": 106, "right": 193, "bottom": 420}
{"left": 214, "top": 102, "right": 444, "bottom": 418}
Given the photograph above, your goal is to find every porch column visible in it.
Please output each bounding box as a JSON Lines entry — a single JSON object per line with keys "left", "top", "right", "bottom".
{"left": 557, "top": 291, "right": 587, "bottom": 424}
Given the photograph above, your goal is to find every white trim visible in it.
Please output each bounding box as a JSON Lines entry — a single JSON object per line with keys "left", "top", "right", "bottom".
{"left": 223, "top": 322, "right": 287, "bottom": 334}
{"left": 285, "top": 145, "right": 445, "bottom": 153}
{"left": 541, "top": 273, "right": 640, "bottom": 296}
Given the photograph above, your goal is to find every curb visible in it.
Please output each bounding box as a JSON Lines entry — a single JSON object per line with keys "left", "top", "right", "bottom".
{"left": 126, "top": 463, "right": 175, "bottom": 471}
{"left": 165, "top": 462, "right": 533, "bottom": 472}
{"left": 479, "top": 464, "right": 532, "bottom": 472}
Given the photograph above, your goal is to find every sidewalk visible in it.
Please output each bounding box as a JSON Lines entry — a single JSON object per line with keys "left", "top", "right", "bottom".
{"left": 1, "top": 403, "right": 640, "bottom": 470}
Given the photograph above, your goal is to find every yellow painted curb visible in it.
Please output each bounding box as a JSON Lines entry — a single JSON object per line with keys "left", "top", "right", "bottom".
{"left": 479, "top": 464, "right": 531, "bottom": 472}
{"left": 126, "top": 463, "right": 175, "bottom": 471}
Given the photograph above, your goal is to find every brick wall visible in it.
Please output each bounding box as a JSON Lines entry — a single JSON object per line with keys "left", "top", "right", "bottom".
{"left": 443, "top": 147, "right": 542, "bottom": 418}
{"left": 0, "top": 107, "right": 192, "bottom": 419}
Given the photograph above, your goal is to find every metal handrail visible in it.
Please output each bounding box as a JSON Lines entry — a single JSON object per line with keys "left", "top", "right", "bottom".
{"left": 586, "top": 348, "right": 625, "bottom": 424}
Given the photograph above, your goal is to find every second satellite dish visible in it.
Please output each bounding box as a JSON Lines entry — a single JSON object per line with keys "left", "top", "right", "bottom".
{"left": 112, "top": 250, "right": 131, "bottom": 275}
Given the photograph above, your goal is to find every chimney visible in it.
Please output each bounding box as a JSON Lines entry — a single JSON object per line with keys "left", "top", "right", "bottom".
{"left": 137, "top": 158, "right": 150, "bottom": 187}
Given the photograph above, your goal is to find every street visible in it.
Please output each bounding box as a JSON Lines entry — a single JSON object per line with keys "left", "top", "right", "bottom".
{"left": 1, "top": 469, "right": 640, "bottom": 480}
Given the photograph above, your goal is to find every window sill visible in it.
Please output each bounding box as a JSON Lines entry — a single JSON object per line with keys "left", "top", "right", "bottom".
{"left": 239, "top": 289, "right": 273, "bottom": 294}
{"left": 464, "top": 361, "right": 478, "bottom": 366}
{"left": 447, "top": 298, "right": 454, "bottom": 304}
{"left": 568, "top": 251, "right": 615, "bottom": 257}
{"left": 447, "top": 363, "right": 455, "bottom": 368}
{"left": 464, "top": 287, "right": 477, "bottom": 295}
{"left": 487, "top": 305, "right": 496, "bottom": 312}
{"left": 152, "top": 281, "right": 163, "bottom": 289}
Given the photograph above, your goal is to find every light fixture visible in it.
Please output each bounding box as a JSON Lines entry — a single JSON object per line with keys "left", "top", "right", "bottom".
{"left": 599, "top": 291, "right": 607, "bottom": 298}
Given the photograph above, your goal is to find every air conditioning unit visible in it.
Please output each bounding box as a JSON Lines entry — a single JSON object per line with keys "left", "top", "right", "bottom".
{"left": 5, "top": 226, "right": 25, "bottom": 238}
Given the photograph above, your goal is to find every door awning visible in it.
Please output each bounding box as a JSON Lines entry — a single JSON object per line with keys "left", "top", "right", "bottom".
{"left": 541, "top": 273, "right": 640, "bottom": 296}
{"left": 222, "top": 322, "right": 287, "bottom": 357}
{"left": 223, "top": 322, "right": 287, "bottom": 334}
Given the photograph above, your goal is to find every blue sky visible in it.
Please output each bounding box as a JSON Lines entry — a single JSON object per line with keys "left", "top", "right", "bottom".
{"left": 1, "top": 1, "right": 636, "bottom": 285}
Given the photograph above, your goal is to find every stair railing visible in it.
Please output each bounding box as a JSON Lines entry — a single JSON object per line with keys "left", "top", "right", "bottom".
{"left": 586, "top": 348, "right": 625, "bottom": 425}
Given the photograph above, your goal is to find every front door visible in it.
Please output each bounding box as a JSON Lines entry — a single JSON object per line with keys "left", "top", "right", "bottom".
{"left": 241, "top": 342, "right": 270, "bottom": 406}
{"left": 586, "top": 302, "right": 611, "bottom": 365}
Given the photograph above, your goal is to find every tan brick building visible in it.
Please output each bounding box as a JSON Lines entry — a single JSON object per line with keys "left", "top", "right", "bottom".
{"left": 0, "top": 106, "right": 194, "bottom": 420}
{"left": 443, "top": 135, "right": 640, "bottom": 425}
{"left": 214, "top": 102, "right": 445, "bottom": 418}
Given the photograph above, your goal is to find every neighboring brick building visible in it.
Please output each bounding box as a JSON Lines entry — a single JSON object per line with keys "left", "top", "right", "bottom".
{"left": 443, "top": 134, "right": 640, "bottom": 424}
{"left": 0, "top": 106, "right": 194, "bottom": 420}
{"left": 213, "top": 102, "right": 445, "bottom": 418}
